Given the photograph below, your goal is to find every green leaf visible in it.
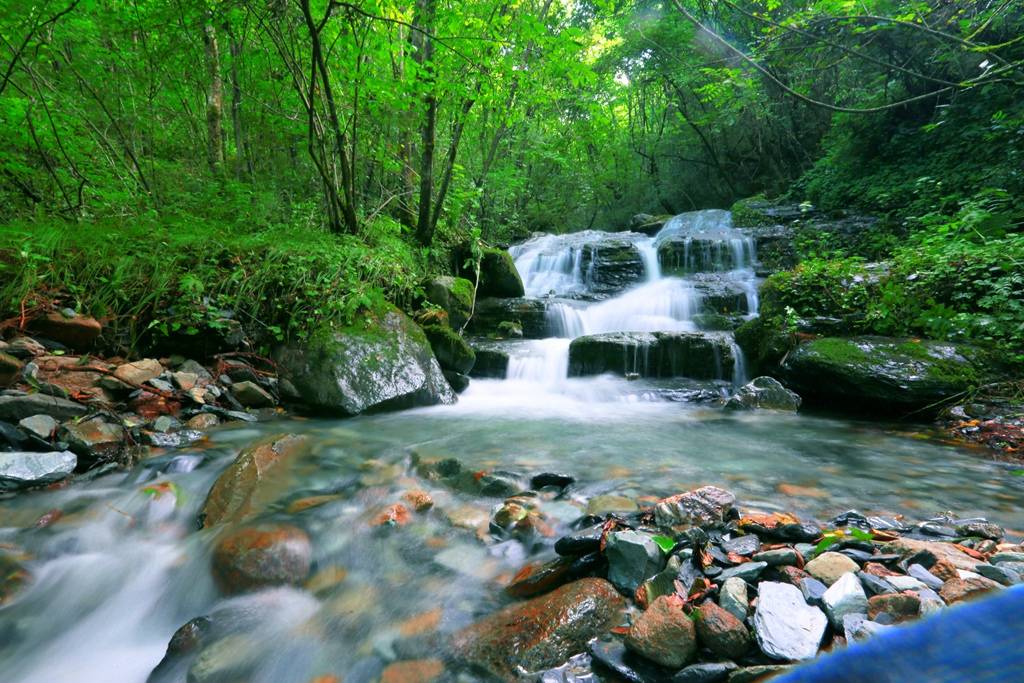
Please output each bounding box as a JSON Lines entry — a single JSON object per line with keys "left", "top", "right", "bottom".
{"left": 651, "top": 535, "right": 676, "bottom": 553}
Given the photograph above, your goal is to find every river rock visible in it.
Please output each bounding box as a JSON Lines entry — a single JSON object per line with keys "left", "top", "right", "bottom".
{"left": 468, "top": 344, "right": 509, "bottom": 378}
{"left": 885, "top": 537, "right": 980, "bottom": 572}
{"left": 753, "top": 581, "right": 827, "bottom": 661}
{"left": 886, "top": 575, "right": 928, "bottom": 592}
{"left": 939, "top": 577, "right": 1000, "bottom": 604}
{"left": 867, "top": 592, "right": 920, "bottom": 623}
{"left": 672, "top": 662, "right": 739, "bottom": 683}
{"left": 721, "top": 534, "right": 760, "bottom": 556}
{"left": 230, "top": 381, "right": 274, "bottom": 408}
{"left": 452, "top": 578, "right": 624, "bottom": 680}
{"left": 199, "top": 433, "right": 308, "bottom": 527}
{"left": 804, "top": 551, "right": 859, "bottom": 586}
{"left": 781, "top": 337, "right": 994, "bottom": 413}
{"left": 113, "top": 358, "right": 163, "bottom": 386}
{"left": 423, "top": 275, "right": 475, "bottom": 329}
{"left": 719, "top": 576, "right": 749, "bottom": 621}
{"left": 211, "top": 524, "right": 312, "bottom": 594}
{"left": 0, "top": 352, "right": 22, "bottom": 387}
{"left": 468, "top": 298, "right": 549, "bottom": 338}
{"left": 625, "top": 595, "right": 697, "bottom": 669}
{"left": 653, "top": 486, "right": 736, "bottom": 530}
{"left": 800, "top": 577, "right": 828, "bottom": 607}
{"left": 752, "top": 548, "right": 799, "bottom": 566}
{"left": 18, "top": 414, "right": 57, "bottom": 440}
{"left": 725, "top": 377, "right": 801, "bottom": 411}
{"left": 842, "top": 614, "right": 892, "bottom": 643}
{"left": 0, "top": 450, "right": 77, "bottom": 491}
{"left": 568, "top": 332, "right": 736, "bottom": 381}
{"left": 275, "top": 305, "right": 455, "bottom": 415}
{"left": 30, "top": 311, "right": 102, "bottom": 348}
{"left": 718, "top": 561, "right": 767, "bottom": 583}
{"left": 380, "top": 659, "right": 444, "bottom": 683}
{"left": 5, "top": 337, "right": 46, "bottom": 359}
{"left": 60, "top": 418, "right": 125, "bottom": 463}
{"left": 695, "top": 600, "right": 751, "bottom": 660}
{"left": 822, "top": 572, "right": 868, "bottom": 628}
{"left": 605, "top": 530, "right": 665, "bottom": 593}
{"left": 907, "top": 564, "right": 944, "bottom": 590}
{"left": 588, "top": 637, "right": 672, "bottom": 683}
{"left": 975, "top": 563, "right": 1020, "bottom": 586}
{"left": 422, "top": 324, "right": 476, "bottom": 374}
{"left": 0, "top": 393, "right": 87, "bottom": 422}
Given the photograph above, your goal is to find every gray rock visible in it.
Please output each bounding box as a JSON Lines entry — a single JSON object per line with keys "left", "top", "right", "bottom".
{"left": 977, "top": 563, "right": 1020, "bottom": 585}
{"left": 0, "top": 450, "right": 76, "bottom": 491}
{"left": 753, "top": 581, "right": 827, "bottom": 661}
{"left": 843, "top": 614, "right": 892, "bottom": 643}
{"left": 721, "top": 534, "right": 760, "bottom": 556}
{"left": 857, "top": 571, "right": 895, "bottom": 597}
{"left": 728, "top": 665, "right": 792, "bottom": 683}
{"left": 753, "top": 548, "right": 799, "bottom": 566}
{"left": 718, "top": 561, "right": 767, "bottom": 584}
{"left": 799, "top": 577, "right": 828, "bottom": 607}
{"left": 991, "top": 552, "right": 1024, "bottom": 564}
{"left": 275, "top": 305, "right": 455, "bottom": 416}
{"left": 147, "top": 378, "right": 175, "bottom": 393}
{"left": 654, "top": 485, "right": 736, "bottom": 530}
{"left": 231, "top": 381, "right": 275, "bottom": 408}
{"left": 887, "top": 575, "right": 928, "bottom": 592}
{"left": 0, "top": 393, "right": 87, "bottom": 422}
{"left": 822, "top": 572, "right": 868, "bottom": 628}
{"left": 725, "top": 376, "right": 801, "bottom": 411}
{"left": 916, "top": 587, "right": 945, "bottom": 616}
{"left": 152, "top": 415, "right": 180, "bottom": 433}
{"left": 60, "top": 418, "right": 125, "bottom": 463}
{"left": 605, "top": 530, "right": 665, "bottom": 593}
{"left": 907, "top": 564, "right": 944, "bottom": 590}
{"left": 673, "top": 661, "right": 739, "bottom": 683}
{"left": 719, "top": 576, "right": 749, "bottom": 622}
{"left": 18, "top": 414, "right": 57, "bottom": 440}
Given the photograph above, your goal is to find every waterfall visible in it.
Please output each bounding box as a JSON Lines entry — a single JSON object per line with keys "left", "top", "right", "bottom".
{"left": 494, "top": 210, "right": 761, "bottom": 392}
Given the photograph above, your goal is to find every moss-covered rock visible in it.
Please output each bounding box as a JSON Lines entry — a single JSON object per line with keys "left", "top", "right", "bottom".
{"left": 274, "top": 304, "right": 455, "bottom": 415}
{"left": 478, "top": 248, "right": 525, "bottom": 298}
{"left": 468, "top": 298, "right": 549, "bottom": 338}
{"left": 422, "top": 323, "right": 476, "bottom": 374}
{"left": 782, "top": 336, "right": 994, "bottom": 414}
{"left": 568, "top": 331, "right": 736, "bottom": 381}
{"left": 469, "top": 343, "right": 510, "bottom": 378}
{"left": 734, "top": 317, "right": 795, "bottom": 375}
{"left": 423, "top": 276, "right": 475, "bottom": 329}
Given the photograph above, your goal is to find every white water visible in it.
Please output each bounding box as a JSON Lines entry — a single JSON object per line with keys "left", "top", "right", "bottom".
{"left": 502, "top": 210, "right": 758, "bottom": 389}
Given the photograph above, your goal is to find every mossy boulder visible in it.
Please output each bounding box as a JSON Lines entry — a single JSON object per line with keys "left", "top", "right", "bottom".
{"left": 469, "top": 343, "right": 510, "bottom": 378}
{"left": 423, "top": 276, "right": 475, "bottom": 329}
{"left": 468, "top": 298, "right": 549, "bottom": 338}
{"left": 568, "top": 332, "right": 736, "bottom": 381}
{"left": 422, "top": 323, "right": 476, "bottom": 374}
{"left": 274, "top": 304, "right": 455, "bottom": 415}
{"left": 478, "top": 248, "right": 525, "bottom": 298}
{"left": 734, "top": 317, "right": 795, "bottom": 375}
{"left": 782, "top": 336, "right": 994, "bottom": 414}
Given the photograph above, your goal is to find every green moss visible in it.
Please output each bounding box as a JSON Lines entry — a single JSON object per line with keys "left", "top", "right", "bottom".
{"left": 806, "top": 337, "right": 871, "bottom": 366}
{"left": 449, "top": 277, "right": 475, "bottom": 310}
{"left": 729, "top": 195, "right": 773, "bottom": 228}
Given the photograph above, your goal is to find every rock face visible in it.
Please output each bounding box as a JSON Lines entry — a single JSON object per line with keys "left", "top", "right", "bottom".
{"left": 423, "top": 275, "right": 475, "bottom": 329}
{"left": 199, "top": 433, "right": 308, "bottom": 527}
{"left": 275, "top": 305, "right": 455, "bottom": 415}
{"left": 782, "top": 337, "right": 992, "bottom": 413}
{"left": 0, "top": 393, "right": 88, "bottom": 422}
{"left": 211, "top": 524, "right": 312, "bottom": 594}
{"left": 654, "top": 486, "right": 737, "bottom": 530}
{"left": 467, "top": 298, "right": 549, "bottom": 338}
{"left": 625, "top": 595, "right": 697, "bottom": 668}
{"left": 725, "top": 376, "right": 801, "bottom": 411}
{"left": 578, "top": 239, "right": 647, "bottom": 298}
{"left": 476, "top": 248, "right": 525, "bottom": 298}
{"left": 452, "top": 578, "right": 624, "bottom": 680}
{"left": 753, "top": 581, "right": 827, "bottom": 661}
{"left": 0, "top": 450, "right": 77, "bottom": 491}
{"left": 568, "top": 332, "right": 736, "bottom": 380}
{"left": 605, "top": 530, "right": 665, "bottom": 593}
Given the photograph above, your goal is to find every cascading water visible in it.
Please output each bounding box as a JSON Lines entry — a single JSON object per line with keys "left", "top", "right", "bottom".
{"left": 497, "top": 210, "right": 760, "bottom": 390}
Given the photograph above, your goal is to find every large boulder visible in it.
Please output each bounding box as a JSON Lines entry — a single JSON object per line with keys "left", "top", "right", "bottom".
{"left": 211, "top": 524, "right": 312, "bottom": 594}
{"left": 782, "top": 337, "right": 993, "bottom": 414}
{"left": 275, "top": 305, "right": 455, "bottom": 415}
{"left": 734, "top": 317, "right": 794, "bottom": 375}
{"left": 423, "top": 276, "right": 475, "bottom": 329}
{"left": 198, "top": 433, "right": 309, "bottom": 528}
{"left": 477, "top": 248, "right": 525, "bottom": 298}
{"left": 468, "top": 343, "right": 510, "bottom": 378}
{"left": 0, "top": 450, "right": 77, "bottom": 491}
{"left": 452, "top": 578, "right": 624, "bottom": 680}
{"left": 467, "top": 298, "right": 549, "bottom": 338}
{"left": 568, "top": 332, "right": 736, "bottom": 380}
{"left": 422, "top": 324, "right": 475, "bottom": 375}
{"left": 579, "top": 239, "right": 647, "bottom": 298}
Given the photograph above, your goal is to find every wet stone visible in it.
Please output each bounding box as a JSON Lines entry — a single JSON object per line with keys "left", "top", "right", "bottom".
{"left": 0, "top": 450, "right": 77, "bottom": 491}
{"left": 991, "top": 552, "right": 1024, "bottom": 564}
{"left": 939, "top": 577, "right": 1000, "bottom": 604}
{"left": 18, "top": 414, "right": 57, "bottom": 440}
{"left": 538, "top": 653, "right": 596, "bottom": 683}
{"left": 837, "top": 548, "right": 874, "bottom": 564}
{"left": 586, "top": 494, "right": 638, "bottom": 516}
{"left": 907, "top": 564, "right": 944, "bottom": 590}
{"left": 799, "top": 577, "right": 828, "bottom": 607}
{"left": 753, "top": 548, "right": 799, "bottom": 566}
{"left": 753, "top": 581, "right": 827, "bottom": 661}
{"left": 718, "top": 561, "right": 766, "bottom": 584}
{"left": 588, "top": 637, "right": 673, "bottom": 683}
{"left": 887, "top": 575, "right": 928, "bottom": 592}
{"left": 867, "top": 593, "right": 920, "bottom": 623}
{"left": 211, "top": 524, "right": 313, "bottom": 594}
{"left": 694, "top": 600, "right": 751, "bottom": 660}
{"left": 804, "top": 551, "right": 858, "bottom": 586}
{"left": 975, "top": 563, "right": 1020, "bottom": 586}
{"left": 531, "top": 472, "right": 575, "bottom": 489}
{"left": 555, "top": 525, "right": 604, "bottom": 556}
{"left": 625, "top": 595, "right": 698, "bottom": 669}
{"left": 653, "top": 486, "right": 736, "bottom": 530}
{"left": 843, "top": 614, "right": 892, "bottom": 644}
{"left": 721, "top": 534, "right": 760, "bottom": 556}
{"left": 857, "top": 572, "right": 895, "bottom": 597}
{"left": 822, "top": 572, "right": 869, "bottom": 628}
{"left": 672, "top": 662, "right": 739, "bottom": 683}
{"left": 719, "top": 576, "right": 749, "bottom": 621}
{"left": 605, "top": 530, "right": 665, "bottom": 593}
{"left": 506, "top": 557, "right": 573, "bottom": 598}
{"left": 728, "top": 665, "right": 792, "bottom": 683}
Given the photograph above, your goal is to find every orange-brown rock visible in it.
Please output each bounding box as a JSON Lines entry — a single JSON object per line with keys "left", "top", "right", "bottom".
{"left": 694, "top": 600, "right": 752, "bottom": 660}
{"left": 198, "top": 433, "right": 309, "bottom": 527}
{"left": 372, "top": 503, "right": 411, "bottom": 527}
{"left": 403, "top": 489, "right": 434, "bottom": 512}
{"left": 380, "top": 659, "right": 444, "bottom": 683}
{"left": 867, "top": 592, "right": 921, "bottom": 623}
{"left": 625, "top": 594, "right": 697, "bottom": 669}
{"left": 31, "top": 311, "right": 102, "bottom": 349}
{"left": 939, "top": 577, "right": 1000, "bottom": 604}
{"left": 211, "top": 524, "right": 312, "bottom": 594}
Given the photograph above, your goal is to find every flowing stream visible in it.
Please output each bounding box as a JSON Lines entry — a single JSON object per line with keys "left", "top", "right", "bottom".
{"left": 1, "top": 211, "right": 1022, "bottom": 682}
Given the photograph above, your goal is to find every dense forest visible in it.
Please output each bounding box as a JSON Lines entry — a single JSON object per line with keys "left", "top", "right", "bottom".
{"left": 2, "top": 0, "right": 1021, "bottom": 357}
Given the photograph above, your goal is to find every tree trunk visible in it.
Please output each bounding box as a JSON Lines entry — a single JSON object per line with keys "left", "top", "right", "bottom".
{"left": 227, "top": 29, "right": 252, "bottom": 180}
{"left": 203, "top": 18, "right": 225, "bottom": 174}
{"left": 413, "top": 0, "right": 438, "bottom": 245}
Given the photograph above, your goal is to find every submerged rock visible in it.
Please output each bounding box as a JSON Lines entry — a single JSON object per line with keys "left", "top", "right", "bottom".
{"left": 753, "top": 581, "right": 827, "bottom": 661}
{"left": 452, "top": 578, "right": 624, "bottom": 680}
{"left": 275, "top": 305, "right": 455, "bottom": 415}
{"left": 198, "top": 433, "right": 308, "bottom": 527}
{"left": 782, "top": 337, "right": 994, "bottom": 413}
{"left": 625, "top": 595, "right": 697, "bottom": 669}
{"left": 725, "top": 376, "right": 801, "bottom": 412}
{"left": 0, "top": 450, "right": 76, "bottom": 491}
{"left": 211, "top": 524, "right": 312, "bottom": 594}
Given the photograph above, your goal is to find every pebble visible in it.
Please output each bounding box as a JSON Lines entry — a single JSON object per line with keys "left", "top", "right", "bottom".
{"left": 887, "top": 575, "right": 928, "bottom": 592}
{"left": 721, "top": 534, "right": 760, "bottom": 556}
{"left": 799, "top": 577, "right": 828, "bottom": 607}
{"left": 625, "top": 595, "right": 698, "bottom": 668}
{"left": 719, "top": 576, "right": 749, "bottom": 621}
{"left": 672, "top": 661, "right": 738, "bottom": 683}
{"left": 856, "top": 571, "right": 895, "bottom": 597}
{"left": 976, "top": 563, "right": 1020, "bottom": 586}
{"left": 805, "top": 552, "right": 859, "bottom": 586}
{"left": 17, "top": 414, "right": 56, "bottom": 440}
